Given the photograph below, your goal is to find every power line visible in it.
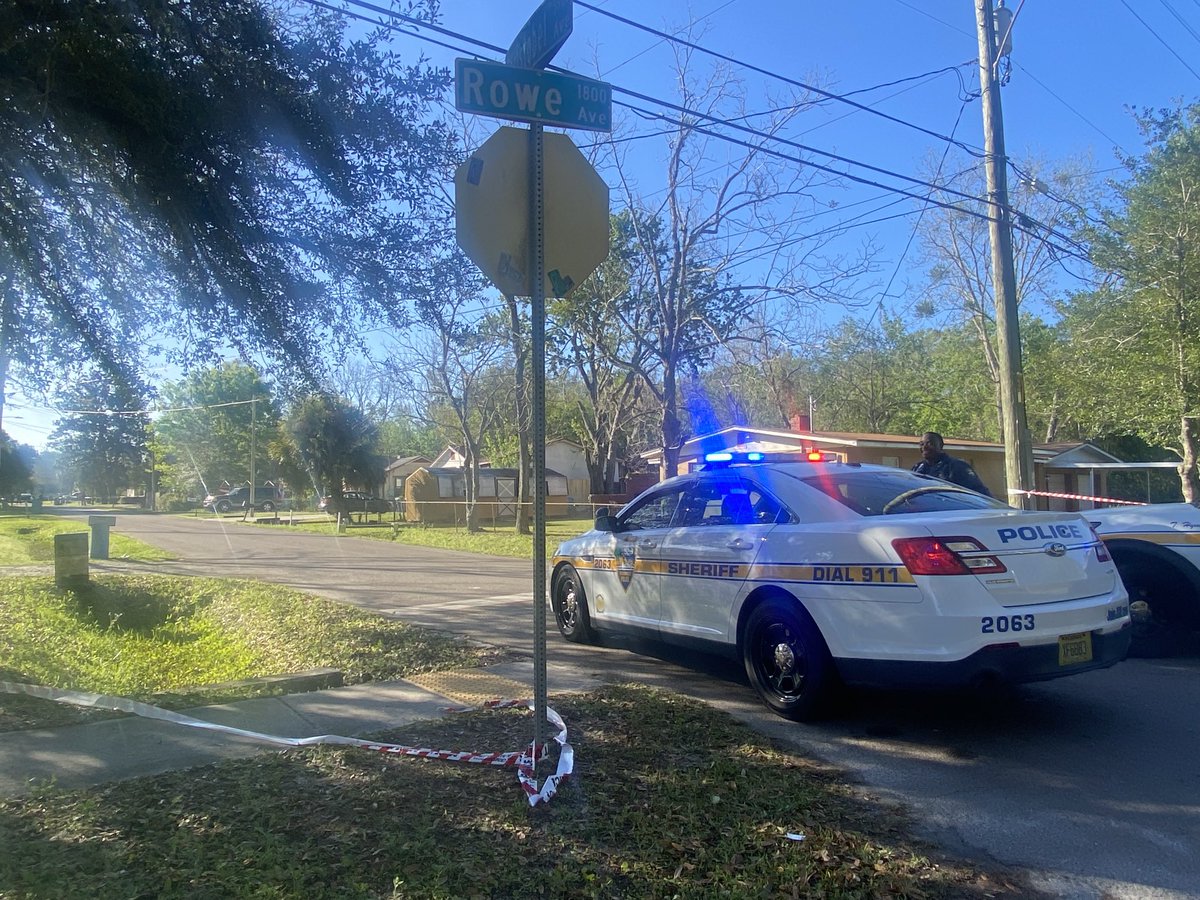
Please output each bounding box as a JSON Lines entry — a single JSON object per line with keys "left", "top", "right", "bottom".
{"left": 1157, "top": 0, "right": 1200, "bottom": 46}
{"left": 1118, "top": 0, "right": 1200, "bottom": 82}
{"left": 890, "top": 0, "right": 1125, "bottom": 149}
{"left": 875, "top": 97, "right": 973, "bottom": 315}
{"left": 320, "top": 0, "right": 997, "bottom": 215}
{"left": 300, "top": 0, "right": 1093, "bottom": 268}
{"left": 573, "top": 0, "right": 987, "bottom": 158}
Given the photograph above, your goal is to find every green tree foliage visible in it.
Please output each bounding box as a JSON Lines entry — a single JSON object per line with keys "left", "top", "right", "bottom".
{"left": 155, "top": 362, "right": 279, "bottom": 497}
{"left": 915, "top": 155, "right": 1094, "bottom": 439}
{"left": 286, "top": 393, "right": 381, "bottom": 500}
{"left": 49, "top": 374, "right": 149, "bottom": 500}
{"left": 809, "top": 317, "right": 928, "bottom": 435}
{"left": 1063, "top": 105, "right": 1200, "bottom": 501}
{"left": 0, "top": 432, "right": 35, "bottom": 498}
{"left": 376, "top": 418, "right": 442, "bottom": 461}
{"left": 0, "top": 0, "right": 457, "bottom": 426}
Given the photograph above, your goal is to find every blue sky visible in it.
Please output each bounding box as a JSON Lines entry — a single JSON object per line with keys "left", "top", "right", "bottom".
{"left": 9, "top": 1, "right": 1197, "bottom": 451}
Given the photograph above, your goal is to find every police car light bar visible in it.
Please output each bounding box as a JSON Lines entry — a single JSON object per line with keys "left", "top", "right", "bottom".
{"left": 702, "top": 450, "right": 837, "bottom": 466}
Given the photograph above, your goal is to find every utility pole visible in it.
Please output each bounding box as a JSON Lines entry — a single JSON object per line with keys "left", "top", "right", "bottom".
{"left": 974, "top": 0, "right": 1035, "bottom": 508}
{"left": 249, "top": 398, "right": 257, "bottom": 518}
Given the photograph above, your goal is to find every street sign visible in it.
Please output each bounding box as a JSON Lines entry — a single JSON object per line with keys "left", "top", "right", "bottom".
{"left": 506, "top": 0, "right": 572, "bottom": 70}
{"left": 455, "top": 126, "right": 609, "bottom": 298}
{"left": 455, "top": 59, "right": 612, "bottom": 133}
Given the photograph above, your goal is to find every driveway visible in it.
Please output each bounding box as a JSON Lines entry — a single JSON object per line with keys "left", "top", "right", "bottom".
{"left": 67, "top": 509, "right": 1200, "bottom": 899}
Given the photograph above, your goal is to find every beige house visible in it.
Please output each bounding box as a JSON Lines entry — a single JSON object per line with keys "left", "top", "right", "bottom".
{"left": 546, "top": 438, "right": 593, "bottom": 503}
{"left": 402, "top": 465, "right": 572, "bottom": 524}
{"left": 639, "top": 425, "right": 1178, "bottom": 510}
{"left": 382, "top": 455, "right": 433, "bottom": 514}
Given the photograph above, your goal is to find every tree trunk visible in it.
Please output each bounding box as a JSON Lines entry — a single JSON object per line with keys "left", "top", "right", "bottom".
{"left": 506, "top": 296, "right": 531, "bottom": 534}
{"left": 604, "top": 453, "right": 620, "bottom": 494}
{"left": 1180, "top": 415, "right": 1200, "bottom": 505}
{"left": 661, "top": 367, "right": 681, "bottom": 479}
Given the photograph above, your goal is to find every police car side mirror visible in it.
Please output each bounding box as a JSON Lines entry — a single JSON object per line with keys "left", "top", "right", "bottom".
{"left": 594, "top": 513, "right": 619, "bottom": 533}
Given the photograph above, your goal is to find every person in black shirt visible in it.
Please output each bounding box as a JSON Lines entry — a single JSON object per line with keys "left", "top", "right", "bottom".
{"left": 912, "top": 431, "right": 992, "bottom": 497}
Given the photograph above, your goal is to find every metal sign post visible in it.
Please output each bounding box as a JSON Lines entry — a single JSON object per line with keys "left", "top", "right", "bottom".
{"left": 529, "top": 121, "right": 548, "bottom": 757}
{"left": 453, "top": 0, "right": 612, "bottom": 774}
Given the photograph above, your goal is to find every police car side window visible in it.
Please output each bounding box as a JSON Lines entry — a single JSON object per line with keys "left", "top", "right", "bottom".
{"left": 750, "top": 489, "right": 787, "bottom": 524}
{"left": 675, "top": 480, "right": 783, "bottom": 528}
{"left": 621, "top": 489, "right": 685, "bottom": 530}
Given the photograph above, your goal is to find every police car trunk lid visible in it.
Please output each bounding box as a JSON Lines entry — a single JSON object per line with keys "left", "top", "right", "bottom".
{"left": 884, "top": 510, "right": 1113, "bottom": 606}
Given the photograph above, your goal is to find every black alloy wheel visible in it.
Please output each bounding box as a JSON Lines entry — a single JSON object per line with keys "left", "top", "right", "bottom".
{"left": 552, "top": 565, "right": 594, "bottom": 643}
{"left": 742, "top": 598, "right": 836, "bottom": 721}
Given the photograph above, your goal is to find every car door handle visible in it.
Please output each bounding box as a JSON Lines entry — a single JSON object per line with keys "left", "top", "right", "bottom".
{"left": 638, "top": 539, "right": 658, "bottom": 550}
{"left": 726, "top": 538, "right": 755, "bottom": 550}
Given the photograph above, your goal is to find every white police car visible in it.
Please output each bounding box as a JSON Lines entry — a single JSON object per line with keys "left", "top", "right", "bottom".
{"left": 1087, "top": 503, "right": 1200, "bottom": 656}
{"left": 551, "top": 453, "right": 1131, "bottom": 720}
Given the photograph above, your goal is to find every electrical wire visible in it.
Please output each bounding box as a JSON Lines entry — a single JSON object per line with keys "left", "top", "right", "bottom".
{"left": 573, "top": 0, "right": 987, "bottom": 158}
{"left": 1156, "top": 0, "right": 1200, "bottom": 46}
{"left": 875, "top": 97, "right": 973, "bottom": 313}
{"left": 890, "top": 0, "right": 1125, "bottom": 149}
{"left": 314, "top": 0, "right": 1002, "bottom": 220}
{"left": 298, "top": 0, "right": 1094, "bottom": 269}
{"left": 1117, "top": 0, "right": 1200, "bottom": 82}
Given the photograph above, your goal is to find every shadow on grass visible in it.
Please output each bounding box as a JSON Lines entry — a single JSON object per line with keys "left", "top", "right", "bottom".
{"left": 0, "top": 684, "right": 1048, "bottom": 900}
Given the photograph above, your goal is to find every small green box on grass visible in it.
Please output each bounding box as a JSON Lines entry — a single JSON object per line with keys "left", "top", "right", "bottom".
{"left": 54, "top": 532, "right": 89, "bottom": 587}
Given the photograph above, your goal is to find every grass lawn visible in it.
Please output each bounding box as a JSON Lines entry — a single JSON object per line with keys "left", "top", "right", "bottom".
{"left": 0, "top": 514, "right": 172, "bottom": 564}
{"left": 0, "top": 573, "right": 514, "bottom": 732}
{"left": 0, "top": 521, "right": 1045, "bottom": 897}
{"left": 248, "top": 513, "right": 596, "bottom": 559}
{"left": 0, "top": 683, "right": 1040, "bottom": 899}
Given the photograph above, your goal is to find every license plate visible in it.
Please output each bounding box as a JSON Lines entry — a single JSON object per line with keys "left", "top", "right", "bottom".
{"left": 1058, "top": 632, "right": 1093, "bottom": 665}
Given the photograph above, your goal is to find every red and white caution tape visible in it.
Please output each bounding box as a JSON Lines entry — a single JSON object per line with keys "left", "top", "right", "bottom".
{"left": 1007, "top": 488, "right": 1148, "bottom": 506}
{"left": 0, "top": 681, "right": 572, "bottom": 806}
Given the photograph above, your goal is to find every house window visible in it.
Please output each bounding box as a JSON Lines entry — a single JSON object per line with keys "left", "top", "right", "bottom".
{"left": 437, "top": 475, "right": 465, "bottom": 498}
{"left": 881, "top": 456, "right": 900, "bottom": 468}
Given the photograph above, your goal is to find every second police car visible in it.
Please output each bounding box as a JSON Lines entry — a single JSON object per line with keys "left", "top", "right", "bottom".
{"left": 1087, "top": 502, "right": 1200, "bottom": 656}
{"left": 551, "top": 453, "right": 1131, "bottom": 720}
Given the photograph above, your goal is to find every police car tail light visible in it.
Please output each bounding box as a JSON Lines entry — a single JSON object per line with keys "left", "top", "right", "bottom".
{"left": 1089, "top": 525, "right": 1112, "bottom": 561}
{"left": 892, "top": 536, "right": 1006, "bottom": 576}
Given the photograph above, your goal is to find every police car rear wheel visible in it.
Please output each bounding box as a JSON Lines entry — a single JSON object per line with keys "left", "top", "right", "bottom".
{"left": 743, "top": 599, "right": 835, "bottom": 721}
{"left": 552, "top": 565, "right": 594, "bottom": 643}
{"left": 1121, "top": 560, "right": 1192, "bottom": 658}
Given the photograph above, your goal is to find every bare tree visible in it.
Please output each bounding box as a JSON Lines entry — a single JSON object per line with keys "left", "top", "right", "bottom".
{"left": 550, "top": 212, "right": 656, "bottom": 494}
{"left": 393, "top": 256, "right": 508, "bottom": 532}
{"left": 600, "top": 39, "right": 871, "bottom": 478}
{"left": 914, "top": 155, "right": 1096, "bottom": 440}
{"left": 324, "top": 357, "right": 410, "bottom": 424}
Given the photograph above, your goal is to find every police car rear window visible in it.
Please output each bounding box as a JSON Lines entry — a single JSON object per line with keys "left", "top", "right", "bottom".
{"left": 798, "top": 470, "right": 1004, "bottom": 516}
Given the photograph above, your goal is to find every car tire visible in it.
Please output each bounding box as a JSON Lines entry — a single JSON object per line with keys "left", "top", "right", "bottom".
{"left": 1118, "top": 559, "right": 1196, "bottom": 658}
{"left": 260, "top": 501, "right": 275, "bottom": 512}
{"left": 552, "top": 565, "right": 594, "bottom": 643}
{"left": 742, "top": 597, "right": 838, "bottom": 721}
{"left": 215, "top": 499, "right": 232, "bottom": 514}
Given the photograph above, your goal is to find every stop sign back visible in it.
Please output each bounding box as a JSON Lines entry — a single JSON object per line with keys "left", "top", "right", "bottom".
{"left": 455, "top": 126, "right": 609, "bottom": 298}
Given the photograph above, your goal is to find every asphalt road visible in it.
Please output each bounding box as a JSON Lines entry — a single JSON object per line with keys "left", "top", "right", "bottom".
{"left": 69, "top": 508, "right": 1200, "bottom": 900}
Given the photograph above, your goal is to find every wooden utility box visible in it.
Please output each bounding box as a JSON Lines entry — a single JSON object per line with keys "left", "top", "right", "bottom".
{"left": 54, "top": 532, "right": 89, "bottom": 588}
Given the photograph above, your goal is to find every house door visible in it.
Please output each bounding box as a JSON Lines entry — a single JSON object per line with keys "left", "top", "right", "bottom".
{"left": 496, "top": 477, "right": 517, "bottom": 517}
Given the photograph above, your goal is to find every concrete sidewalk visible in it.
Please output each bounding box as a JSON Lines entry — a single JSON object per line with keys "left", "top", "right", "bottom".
{"left": 0, "top": 660, "right": 602, "bottom": 798}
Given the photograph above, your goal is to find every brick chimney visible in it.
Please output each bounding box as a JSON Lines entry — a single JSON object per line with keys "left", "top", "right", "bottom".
{"left": 789, "top": 413, "right": 811, "bottom": 433}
